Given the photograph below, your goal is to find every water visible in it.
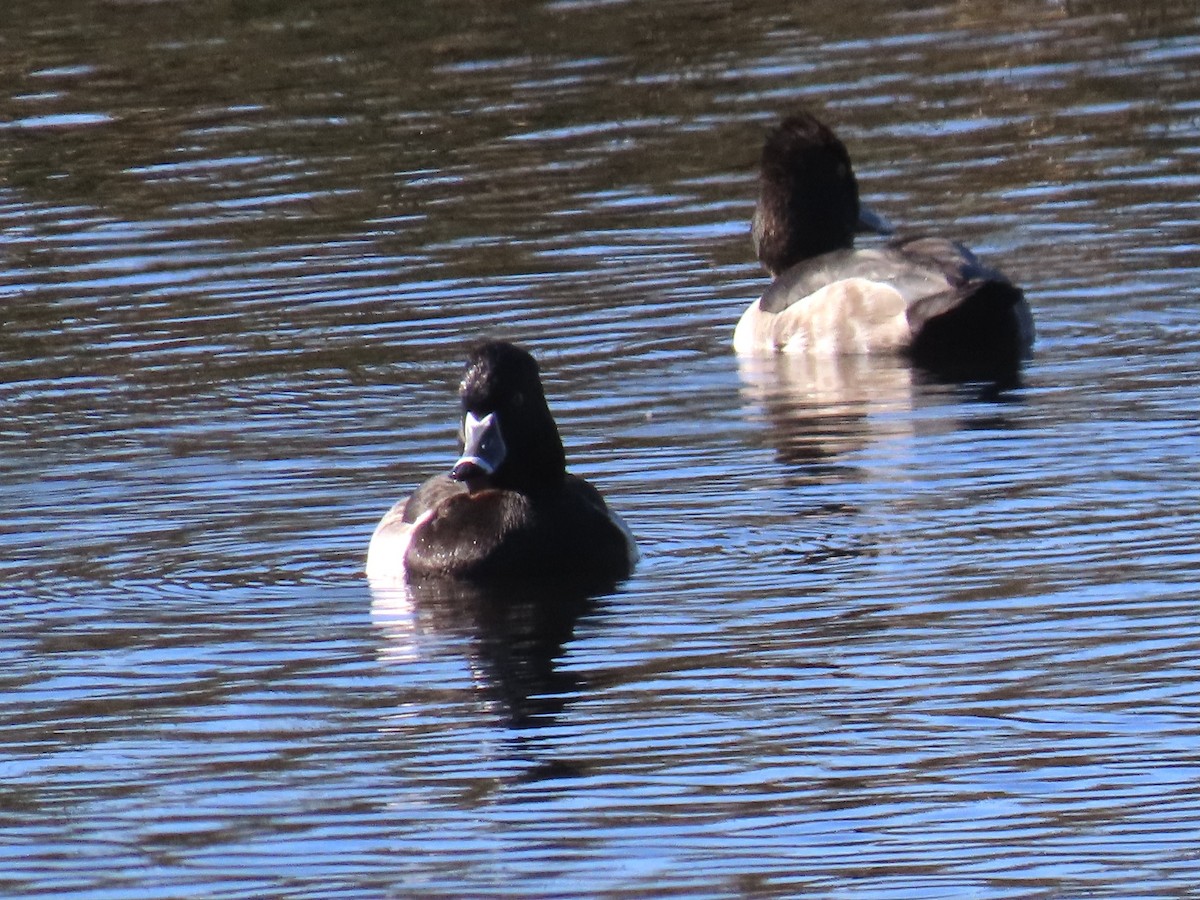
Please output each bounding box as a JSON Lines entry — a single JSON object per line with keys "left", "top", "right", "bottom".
{"left": 3, "top": 0, "right": 1200, "bottom": 895}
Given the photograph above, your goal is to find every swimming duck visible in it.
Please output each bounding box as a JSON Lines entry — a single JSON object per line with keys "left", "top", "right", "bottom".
{"left": 366, "top": 340, "right": 637, "bottom": 583}
{"left": 734, "top": 111, "right": 1034, "bottom": 377}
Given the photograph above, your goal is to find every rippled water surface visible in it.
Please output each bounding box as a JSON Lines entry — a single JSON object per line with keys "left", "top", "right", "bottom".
{"left": 4, "top": 0, "right": 1200, "bottom": 895}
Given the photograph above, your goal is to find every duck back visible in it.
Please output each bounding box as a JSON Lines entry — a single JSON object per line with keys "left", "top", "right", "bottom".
{"left": 402, "top": 478, "right": 635, "bottom": 583}
{"left": 740, "top": 235, "right": 1033, "bottom": 376}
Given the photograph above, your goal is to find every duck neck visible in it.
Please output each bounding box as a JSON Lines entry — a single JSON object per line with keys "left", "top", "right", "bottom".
{"left": 495, "top": 411, "right": 567, "bottom": 497}
{"left": 753, "top": 180, "right": 859, "bottom": 276}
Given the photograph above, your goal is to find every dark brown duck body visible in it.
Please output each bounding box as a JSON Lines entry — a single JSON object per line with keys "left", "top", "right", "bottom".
{"left": 367, "top": 341, "right": 637, "bottom": 584}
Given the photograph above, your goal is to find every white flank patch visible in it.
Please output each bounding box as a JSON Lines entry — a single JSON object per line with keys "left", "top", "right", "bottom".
{"left": 365, "top": 507, "right": 435, "bottom": 581}
{"left": 734, "top": 277, "right": 909, "bottom": 355}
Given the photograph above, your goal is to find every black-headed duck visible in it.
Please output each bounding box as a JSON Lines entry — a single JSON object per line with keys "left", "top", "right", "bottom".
{"left": 366, "top": 341, "right": 637, "bottom": 583}
{"left": 735, "top": 111, "right": 1034, "bottom": 378}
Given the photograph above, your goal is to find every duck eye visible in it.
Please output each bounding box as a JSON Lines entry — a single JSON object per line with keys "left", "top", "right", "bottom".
{"left": 512, "top": 391, "right": 525, "bottom": 407}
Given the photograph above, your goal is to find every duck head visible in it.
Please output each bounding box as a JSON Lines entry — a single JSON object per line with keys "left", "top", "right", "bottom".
{"left": 752, "top": 111, "right": 892, "bottom": 276}
{"left": 450, "top": 340, "right": 566, "bottom": 495}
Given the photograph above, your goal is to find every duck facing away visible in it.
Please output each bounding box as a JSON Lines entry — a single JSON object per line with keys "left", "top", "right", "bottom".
{"left": 366, "top": 340, "right": 637, "bottom": 584}
{"left": 734, "top": 111, "right": 1034, "bottom": 378}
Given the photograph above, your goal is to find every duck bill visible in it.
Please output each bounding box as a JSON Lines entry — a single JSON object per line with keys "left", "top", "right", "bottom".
{"left": 856, "top": 203, "right": 894, "bottom": 236}
{"left": 450, "top": 411, "right": 507, "bottom": 484}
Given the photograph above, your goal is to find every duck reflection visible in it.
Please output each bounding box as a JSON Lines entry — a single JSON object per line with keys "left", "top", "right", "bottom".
{"left": 370, "top": 576, "right": 603, "bottom": 729}
{"left": 738, "top": 352, "right": 919, "bottom": 473}
{"left": 738, "top": 352, "right": 1022, "bottom": 487}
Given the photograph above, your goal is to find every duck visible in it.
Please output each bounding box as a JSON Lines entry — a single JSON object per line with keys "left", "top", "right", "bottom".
{"left": 734, "top": 111, "right": 1034, "bottom": 378}
{"left": 366, "top": 340, "right": 638, "bottom": 584}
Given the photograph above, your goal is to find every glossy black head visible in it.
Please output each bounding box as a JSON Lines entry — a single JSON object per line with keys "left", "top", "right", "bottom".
{"left": 752, "top": 111, "right": 862, "bottom": 276}
{"left": 452, "top": 340, "right": 566, "bottom": 494}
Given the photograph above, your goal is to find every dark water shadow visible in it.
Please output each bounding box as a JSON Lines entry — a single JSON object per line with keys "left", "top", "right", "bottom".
{"left": 909, "top": 359, "right": 1026, "bottom": 403}
{"left": 370, "top": 575, "right": 609, "bottom": 730}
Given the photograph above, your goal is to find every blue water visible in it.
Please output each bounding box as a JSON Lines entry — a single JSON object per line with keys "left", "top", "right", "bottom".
{"left": 3, "top": 0, "right": 1200, "bottom": 895}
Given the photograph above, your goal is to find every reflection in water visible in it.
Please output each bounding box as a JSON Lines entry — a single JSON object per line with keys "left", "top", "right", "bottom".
{"left": 737, "top": 353, "right": 917, "bottom": 471}
{"left": 371, "top": 577, "right": 600, "bottom": 729}
{"left": 738, "top": 352, "right": 1023, "bottom": 485}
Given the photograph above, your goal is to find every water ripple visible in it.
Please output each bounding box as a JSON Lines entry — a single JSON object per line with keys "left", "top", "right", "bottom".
{"left": 3, "top": 0, "right": 1200, "bottom": 896}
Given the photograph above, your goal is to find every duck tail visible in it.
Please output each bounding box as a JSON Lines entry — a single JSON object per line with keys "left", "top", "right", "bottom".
{"left": 907, "top": 281, "right": 1033, "bottom": 382}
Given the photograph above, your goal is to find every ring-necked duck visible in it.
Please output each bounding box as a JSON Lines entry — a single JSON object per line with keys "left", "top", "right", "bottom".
{"left": 734, "top": 111, "right": 1034, "bottom": 378}
{"left": 366, "top": 340, "right": 638, "bottom": 583}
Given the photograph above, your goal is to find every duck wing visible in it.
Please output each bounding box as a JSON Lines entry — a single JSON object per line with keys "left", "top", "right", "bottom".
{"left": 758, "top": 246, "right": 953, "bottom": 315}
{"left": 890, "top": 236, "right": 1033, "bottom": 376}
{"left": 367, "top": 474, "right": 469, "bottom": 580}
{"left": 401, "top": 473, "right": 467, "bottom": 523}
